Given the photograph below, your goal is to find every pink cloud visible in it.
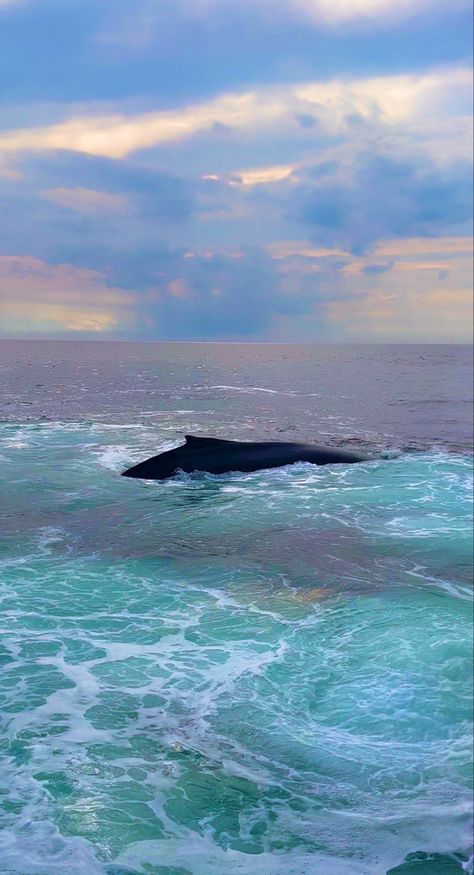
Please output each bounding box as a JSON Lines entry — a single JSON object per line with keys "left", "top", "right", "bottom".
{"left": 0, "top": 255, "right": 135, "bottom": 335}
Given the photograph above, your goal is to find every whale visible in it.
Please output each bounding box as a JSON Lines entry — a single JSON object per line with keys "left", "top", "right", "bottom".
{"left": 122, "top": 435, "right": 373, "bottom": 480}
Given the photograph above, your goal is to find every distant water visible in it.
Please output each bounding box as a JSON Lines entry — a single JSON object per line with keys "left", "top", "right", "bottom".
{"left": 0, "top": 341, "right": 472, "bottom": 875}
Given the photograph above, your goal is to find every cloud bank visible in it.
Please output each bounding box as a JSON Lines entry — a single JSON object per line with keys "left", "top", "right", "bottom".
{"left": 0, "top": 68, "right": 470, "bottom": 160}
{"left": 0, "top": 0, "right": 472, "bottom": 340}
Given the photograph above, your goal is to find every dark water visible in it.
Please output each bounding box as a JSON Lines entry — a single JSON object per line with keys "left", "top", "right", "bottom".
{"left": 1, "top": 341, "right": 472, "bottom": 451}
{"left": 0, "top": 341, "right": 473, "bottom": 875}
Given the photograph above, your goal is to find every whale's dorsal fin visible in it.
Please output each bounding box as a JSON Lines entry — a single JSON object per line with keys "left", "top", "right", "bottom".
{"left": 184, "top": 434, "right": 230, "bottom": 446}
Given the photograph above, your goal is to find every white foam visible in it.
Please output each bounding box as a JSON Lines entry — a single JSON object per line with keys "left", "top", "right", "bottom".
{"left": 93, "top": 444, "right": 131, "bottom": 471}
{"left": 0, "top": 831, "right": 105, "bottom": 875}
{"left": 117, "top": 836, "right": 378, "bottom": 875}
{"left": 209, "top": 384, "right": 280, "bottom": 394}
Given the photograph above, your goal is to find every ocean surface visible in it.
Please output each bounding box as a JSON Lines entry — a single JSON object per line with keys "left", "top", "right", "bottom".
{"left": 0, "top": 340, "right": 472, "bottom": 875}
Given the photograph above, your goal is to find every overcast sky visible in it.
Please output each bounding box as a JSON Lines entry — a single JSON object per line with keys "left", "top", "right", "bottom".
{"left": 0, "top": 0, "right": 472, "bottom": 341}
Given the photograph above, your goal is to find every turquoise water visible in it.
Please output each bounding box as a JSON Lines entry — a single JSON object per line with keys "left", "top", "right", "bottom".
{"left": 0, "top": 418, "right": 472, "bottom": 875}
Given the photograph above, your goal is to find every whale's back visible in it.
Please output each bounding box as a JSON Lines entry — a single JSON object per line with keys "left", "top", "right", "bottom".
{"left": 122, "top": 435, "right": 373, "bottom": 480}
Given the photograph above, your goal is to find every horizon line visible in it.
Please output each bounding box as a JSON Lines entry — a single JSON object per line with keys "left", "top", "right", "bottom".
{"left": 0, "top": 338, "right": 472, "bottom": 346}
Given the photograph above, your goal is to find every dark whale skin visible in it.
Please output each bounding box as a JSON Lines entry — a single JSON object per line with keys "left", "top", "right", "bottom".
{"left": 122, "top": 435, "right": 373, "bottom": 480}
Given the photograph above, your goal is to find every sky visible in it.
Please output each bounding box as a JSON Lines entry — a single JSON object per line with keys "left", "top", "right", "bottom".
{"left": 0, "top": 0, "right": 472, "bottom": 342}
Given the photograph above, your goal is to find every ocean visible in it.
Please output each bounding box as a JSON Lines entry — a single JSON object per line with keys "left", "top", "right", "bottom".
{"left": 0, "top": 340, "right": 472, "bottom": 875}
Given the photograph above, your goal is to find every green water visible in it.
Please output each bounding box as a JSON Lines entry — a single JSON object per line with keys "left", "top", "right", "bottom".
{"left": 0, "top": 422, "right": 472, "bottom": 874}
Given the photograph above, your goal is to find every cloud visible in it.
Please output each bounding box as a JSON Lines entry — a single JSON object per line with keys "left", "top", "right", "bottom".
{"left": 0, "top": 255, "right": 135, "bottom": 336}
{"left": 266, "top": 241, "right": 346, "bottom": 258}
{"left": 0, "top": 233, "right": 471, "bottom": 340}
{"left": 328, "top": 287, "right": 473, "bottom": 341}
{"left": 265, "top": 236, "right": 473, "bottom": 279}
{"left": 234, "top": 164, "right": 297, "bottom": 186}
{"left": 149, "top": 247, "right": 320, "bottom": 338}
{"left": 0, "top": 0, "right": 470, "bottom": 346}
{"left": 0, "top": 125, "right": 470, "bottom": 340}
{"left": 0, "top": 152, "right": 197, "bottom": 270}
{"left": 42, "top": 187, "right": 129, "bottom": 214}
{"left": 83, "top": 0, "right": 456, "bottom": 74}
{"left": 288, "top": 0, "right": 469, "bottom": 25}
{"left": 0, "top": 156, "right": 20, "bottom": 180}
{"left": 111, "top": 0, "right": 471, "bottom": 33}
{"left": 265, "top": 237, "right": 474, "bottom": 262}
{"left": 259, "top": 227, "right": 473, "bottom": 340}
{"left": 0, "top": 0, "right": 470, "bottom": 345}
{"left": 295, "top": 151, "right": 473, "bottom": 252}
{"left": 0, "top": 67, "right": 470, "bottom": 159}
{"left": 11, "top": 245, "right": 321, "bottom": 340}
{"left": 343, "top": 259, "right": 450, "bottom": 274}
{"left": 25, "top": 151, "right": 196, "bottom": 222}
{"left": 373, "top": 236, "right": 473, "bottom": 257}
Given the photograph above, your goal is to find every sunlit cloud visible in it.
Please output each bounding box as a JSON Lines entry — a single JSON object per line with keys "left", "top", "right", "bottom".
{"left": 266, "top": 237, "right": 474, "bottom": 264}
{"left": 328, "top": 287, "right": 473, "bottom": 341}
{"left": 0, "top": 256, "right": 134, "bottom": 336}
{"left": 268, "top": 236, "right": 472, "bottom": 278}
{"left": 290, "top": 0, "right": 469, "bottom": 24}
{"left": 166, "top": 278, "right": 189, "bottom": 299}
{"left": 158, "top": 0, "right": 470, "bottom": 27}
{"left": 235, "top": 164, "right": 297, "bottom": 186}
{"left": 1, "top": 301, "right": 119, "bottom": 333}
{"left": 374, "top": 236, "right": 474, "bottom": 257}
{"left": 392, "top": 262, "right": 451, "bottom": 273}
{"left": 0, "top": 67, "right": 470, "bottom": 159}
{"left": 205, "top": 163, "right": 298, "bottom": 186}
{"left": 266, "top": 241, "right": 348, "bottom": 259}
